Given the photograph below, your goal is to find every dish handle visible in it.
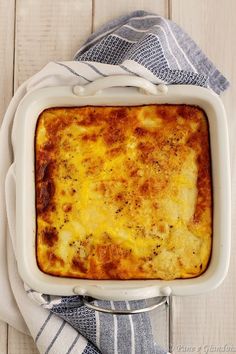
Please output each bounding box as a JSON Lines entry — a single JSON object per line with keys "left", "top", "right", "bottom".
{"left": 82, "top": 295, "right": 168, "bottom": 315}
{"left": 73, "top": 75, "right": 168, "bottom": 96}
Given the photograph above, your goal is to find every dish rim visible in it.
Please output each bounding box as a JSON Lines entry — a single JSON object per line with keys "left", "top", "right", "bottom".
{"left": 12, "top": 76, "right": 231, "bottom": 300}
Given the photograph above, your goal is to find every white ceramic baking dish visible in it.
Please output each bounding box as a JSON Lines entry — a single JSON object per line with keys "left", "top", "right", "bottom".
{"left": 9, "top": 75, "right": 231, "bottom": 303}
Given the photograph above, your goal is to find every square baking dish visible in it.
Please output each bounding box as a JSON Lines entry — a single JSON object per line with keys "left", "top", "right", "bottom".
{"left": 11, "top": 75, "right": 231, "bottom": 300}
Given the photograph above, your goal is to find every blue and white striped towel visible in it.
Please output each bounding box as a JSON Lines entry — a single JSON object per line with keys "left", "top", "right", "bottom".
{"left": 0, "top": 10, "right": 229, "bottom": 354}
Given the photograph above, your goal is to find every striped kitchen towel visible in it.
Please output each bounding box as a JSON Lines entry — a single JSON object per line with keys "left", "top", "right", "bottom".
{"left": 1, "top": 10, "right": 229, "bottom": 354}
{"left": 74, "top": 10, "right": 229, "bottom": 93}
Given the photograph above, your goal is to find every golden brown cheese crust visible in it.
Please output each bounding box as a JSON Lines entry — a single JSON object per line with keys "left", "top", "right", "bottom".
{"left": 35, "top": 105, "right": 212, "bottom": 280}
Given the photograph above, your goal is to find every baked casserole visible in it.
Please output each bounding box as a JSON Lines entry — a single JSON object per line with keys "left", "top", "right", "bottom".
{"left": 35, "top": 104, "right": 212, "bottom": 280}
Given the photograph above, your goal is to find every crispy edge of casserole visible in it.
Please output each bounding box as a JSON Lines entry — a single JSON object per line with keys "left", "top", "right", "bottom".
{"left": 35, "top": 104, "right": 212, "bottom": 280}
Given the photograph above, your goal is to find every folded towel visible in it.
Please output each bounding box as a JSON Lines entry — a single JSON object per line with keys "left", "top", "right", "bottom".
{"left": 0, "top": 10, "right": 229, "bottom": 354}
{"left": 75, "top": 10, "right": 228, "bottom": 93}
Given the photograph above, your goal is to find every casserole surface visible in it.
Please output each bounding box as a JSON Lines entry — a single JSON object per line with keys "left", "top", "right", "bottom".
{"left": 35, "top": 104, "right": 212, "bottom": 280}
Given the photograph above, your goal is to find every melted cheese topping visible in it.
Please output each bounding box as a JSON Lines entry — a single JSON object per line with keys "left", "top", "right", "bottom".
{"left": 35, "top": 105, "right": 212, "bottom": 279}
